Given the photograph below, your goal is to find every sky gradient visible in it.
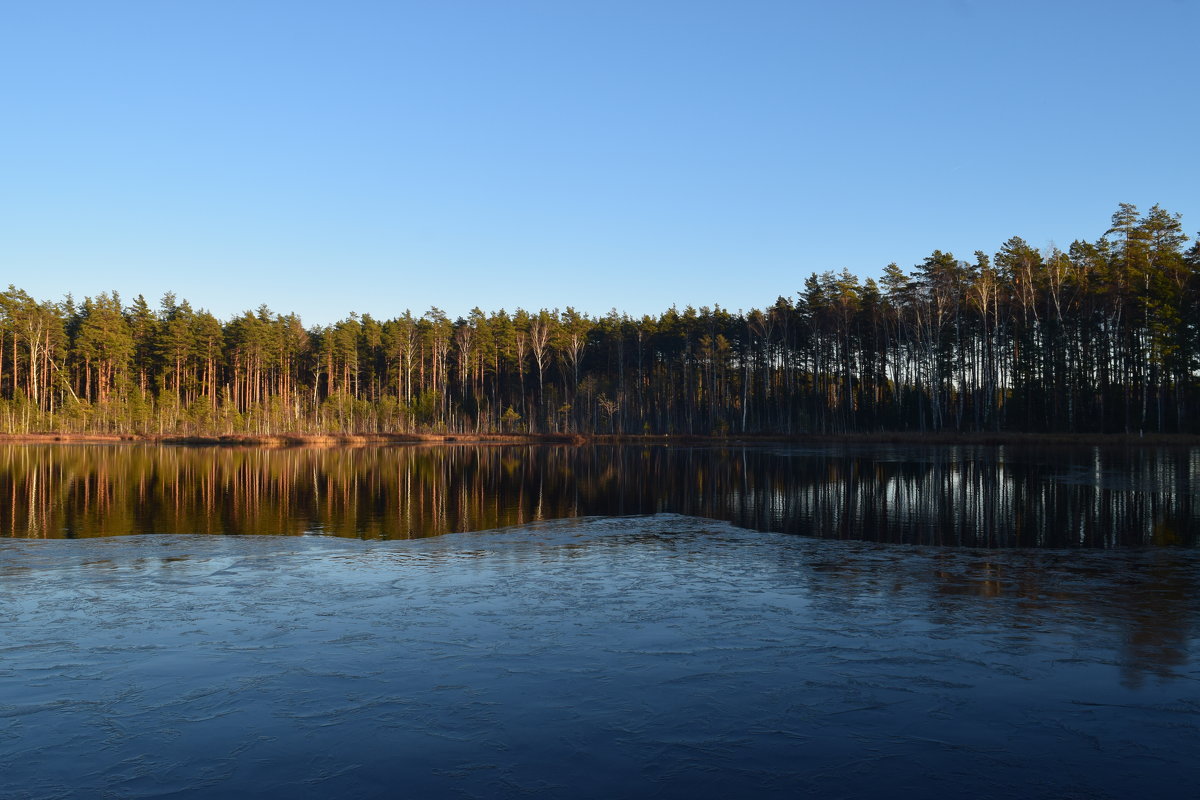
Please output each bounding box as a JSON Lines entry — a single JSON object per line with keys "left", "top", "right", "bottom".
{"left": 2, "top": 0, "right": 1197, "bottom": 325}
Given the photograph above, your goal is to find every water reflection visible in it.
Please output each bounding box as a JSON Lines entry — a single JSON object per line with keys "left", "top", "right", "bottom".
{"left": 0, "top": 443, "right": 1196, "bottom": 547}
{"left": 794, "top": 544, "right": 1199, "bottom": 689}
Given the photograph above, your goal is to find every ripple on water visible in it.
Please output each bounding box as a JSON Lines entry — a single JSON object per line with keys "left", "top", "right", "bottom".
{"left": 1, "top": 515, "right": 1198, "bottom": 798}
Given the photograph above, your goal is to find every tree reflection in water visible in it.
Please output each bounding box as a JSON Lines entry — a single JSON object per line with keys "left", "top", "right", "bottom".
{"left": 1, "top": 444, "right": 1197, "bottom": 728}
{"left": 0, "top": 443, "right": 1195, "bottom": 547}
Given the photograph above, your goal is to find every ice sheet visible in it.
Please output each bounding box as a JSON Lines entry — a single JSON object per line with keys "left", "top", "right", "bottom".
{"left": 2, "top": 515, "right": 1198, "bottom": 798}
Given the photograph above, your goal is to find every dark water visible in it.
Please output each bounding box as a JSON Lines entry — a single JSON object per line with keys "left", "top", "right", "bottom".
{"left": 2, "top": 443, "right": 1198, "bottom": 546}
{"left": 2, "top": 519, "right": 1198, "bottom": 799}
{"left": 2, "top": 445, "right": 1198, "bottom": 797}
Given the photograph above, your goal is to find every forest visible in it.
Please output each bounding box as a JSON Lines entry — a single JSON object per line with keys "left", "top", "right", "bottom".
{"left": 1, "top": 204, "right": 1197, "bottom": 436}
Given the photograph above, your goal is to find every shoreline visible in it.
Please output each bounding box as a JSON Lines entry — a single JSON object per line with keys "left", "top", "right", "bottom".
{"left": 0, "top": 431, "right": 1198, "bottom": 448}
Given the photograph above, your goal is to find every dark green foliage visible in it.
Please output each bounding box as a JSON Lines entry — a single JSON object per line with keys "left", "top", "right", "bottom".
{"left": 1, "top": 205, "right": 1197, "bottom": 434}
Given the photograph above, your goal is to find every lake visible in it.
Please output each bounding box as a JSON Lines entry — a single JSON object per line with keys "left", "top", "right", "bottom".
{"left": 2, "top": 442, "right": 1198, "bottom": 546}
{"left": 1, "top": 444, "right": 1198, "bottom": 798}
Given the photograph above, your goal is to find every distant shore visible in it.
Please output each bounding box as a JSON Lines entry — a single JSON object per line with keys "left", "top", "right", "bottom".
{"left": 1, "top": 431, "right": 1198, "bottom": 448}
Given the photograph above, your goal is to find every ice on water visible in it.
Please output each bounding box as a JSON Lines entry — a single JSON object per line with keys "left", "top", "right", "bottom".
{"left": 2, "top": 515, "right": 1198, "bottom": 798}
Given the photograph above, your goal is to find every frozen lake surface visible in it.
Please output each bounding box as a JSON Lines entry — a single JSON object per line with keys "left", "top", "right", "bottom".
{"left": 3, "top": 515, "right": 1198, "bottom": 798}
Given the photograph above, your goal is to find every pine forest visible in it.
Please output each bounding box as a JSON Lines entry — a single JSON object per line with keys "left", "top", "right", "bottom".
{"left": 3, "top": 204, "right": 1198, "bottom": 437}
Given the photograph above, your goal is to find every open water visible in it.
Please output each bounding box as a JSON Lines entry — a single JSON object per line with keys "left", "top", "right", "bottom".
{"left": 1, "top": 444, "right": 1198, "bottom": 798}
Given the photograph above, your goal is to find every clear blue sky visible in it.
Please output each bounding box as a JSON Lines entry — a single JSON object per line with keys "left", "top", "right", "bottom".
{"left": 2, "top": 0, "right": 1196, "bottom": 326}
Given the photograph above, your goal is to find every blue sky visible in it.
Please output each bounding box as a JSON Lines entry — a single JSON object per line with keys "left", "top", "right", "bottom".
{"left": 1, "top": 0, "right": 1196, "bottom": 325}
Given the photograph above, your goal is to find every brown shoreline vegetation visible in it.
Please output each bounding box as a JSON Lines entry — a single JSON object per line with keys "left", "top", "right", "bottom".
{"left": 2, "top": 431, "right": 1198, "bottom": 448}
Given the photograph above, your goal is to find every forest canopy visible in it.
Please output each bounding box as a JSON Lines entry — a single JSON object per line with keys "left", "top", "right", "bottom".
{"left": 2, "top": 204, "right": 1198, "bottom": 435}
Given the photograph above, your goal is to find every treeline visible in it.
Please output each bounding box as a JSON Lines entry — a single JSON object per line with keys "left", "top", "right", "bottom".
{"left": 2, "top": 203, "right": 1197, "bottom": 435}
